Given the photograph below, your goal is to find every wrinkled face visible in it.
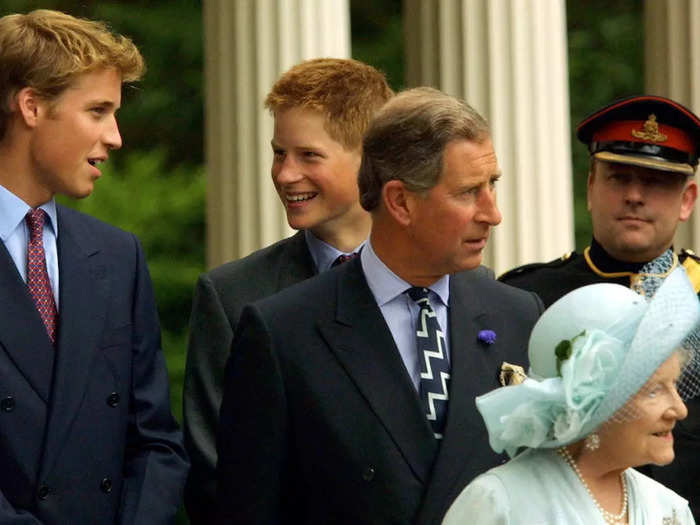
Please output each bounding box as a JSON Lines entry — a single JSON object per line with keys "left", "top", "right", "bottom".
{"left": 587, "top": 161, "right": 697, "bottom": 262}
{"left": 405, "top": 138, "right": 502, "bottom": 279}
{"left": 29, "top": 68, "right": 123, "bottom": 201}
{"left": 271, "top": 107, "right": 364, "bottom": 240}
{"left": 601, "top": 352, "right": 688, "bottom": 468}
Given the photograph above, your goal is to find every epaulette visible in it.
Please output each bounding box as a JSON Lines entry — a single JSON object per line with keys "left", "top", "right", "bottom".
{"left": 498, "top": 251, "right": 577, "bottom": 281}
{"left": 679, "top": 249, "right": 700, "bottom": 293}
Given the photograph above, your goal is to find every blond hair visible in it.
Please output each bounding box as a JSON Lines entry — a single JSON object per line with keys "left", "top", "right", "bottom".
{"left": 264, "top": 58, "right": 393, "bottom": 151}
{"left": 0, "top": 9, "right": 145, "bottom": 139}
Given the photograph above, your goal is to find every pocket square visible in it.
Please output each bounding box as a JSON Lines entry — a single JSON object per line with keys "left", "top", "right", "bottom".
{"left": 499, "top": 362, "right": 527, "bottom": 386}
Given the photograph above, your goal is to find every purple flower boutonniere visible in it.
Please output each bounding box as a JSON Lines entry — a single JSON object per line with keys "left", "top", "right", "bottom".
{"left": 477, "top": 329, "right": 496, "bottom": 345}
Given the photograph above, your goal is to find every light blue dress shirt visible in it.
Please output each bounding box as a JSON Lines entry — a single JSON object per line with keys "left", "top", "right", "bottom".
{"left": 304, "top": 229, "right": 367, "bottom": 273}
{"left": 0, "top": 184, "right": 59, "bottom": 308}
{"left": 360, "top": 239, "right": 450, "bottom": 390}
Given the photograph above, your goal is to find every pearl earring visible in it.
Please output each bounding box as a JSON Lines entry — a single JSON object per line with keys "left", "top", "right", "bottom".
{"left": 584, "top": 432, "right": 600, "bottom": 451}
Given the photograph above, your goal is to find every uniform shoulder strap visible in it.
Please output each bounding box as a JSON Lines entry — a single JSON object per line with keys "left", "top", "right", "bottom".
{"left": 498, "top": 251, "right": 577, "bottom": 282}
{"left": 680, "top": 249, "right": 700, "bottom": 293}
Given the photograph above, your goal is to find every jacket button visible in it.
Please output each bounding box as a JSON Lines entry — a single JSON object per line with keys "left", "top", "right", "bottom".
{"left": 106, "top": 392, "right": 120, "bottom": 407}
{"left": 100, "top": 477, "right": 113, "bottom": 494}
{"left": 1, "top": 396, "right": 15, "bottom": 412}
{"left": 37, "top": 485, "right": 50, "bottom": 500}
{"left": 362, "top": 466, "right": 375, "bottom": 482}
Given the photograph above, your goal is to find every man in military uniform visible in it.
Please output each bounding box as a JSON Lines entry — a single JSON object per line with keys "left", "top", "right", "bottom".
{"left": 500, "top": 95, "right": 700, "bottom": 519}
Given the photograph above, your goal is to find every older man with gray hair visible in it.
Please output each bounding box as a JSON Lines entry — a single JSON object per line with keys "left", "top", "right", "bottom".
{"left": 216, "top": 87, "right": 543, "bottom": 524}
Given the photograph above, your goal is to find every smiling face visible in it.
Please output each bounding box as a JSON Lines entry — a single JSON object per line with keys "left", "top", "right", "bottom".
{"left": 404, "top": 138, "right": 502, "bottom": 280}
{"left": 25, "top": 67, "right": 123, "bottom": 204}
{"left": 271, "top": 107, "right": 366, "bottom": 242}
{"left": 601, "top": 352, "right": 688, "bottom": 468}
{"left": 587, "top": 160, "right": 697, "bottom": 262}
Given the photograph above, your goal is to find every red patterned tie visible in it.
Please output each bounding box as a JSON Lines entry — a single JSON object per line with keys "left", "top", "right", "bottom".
{"left": 331, "top": 252, "right": 359, "bottom": 268}
{"left": 26, "top": 209, "right": 58, "bottom": 344}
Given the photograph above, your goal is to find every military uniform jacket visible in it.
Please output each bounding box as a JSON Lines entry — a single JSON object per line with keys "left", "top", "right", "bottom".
{"left": 500, "top": 237, "right": 700, "bottom": 521}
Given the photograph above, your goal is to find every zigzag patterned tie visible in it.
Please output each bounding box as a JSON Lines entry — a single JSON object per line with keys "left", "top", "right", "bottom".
{"left": 408, "top": 286, "right": 450, "bottom": 440}
{"left": 26, "top": 209, "right": 58, "bottom": 345}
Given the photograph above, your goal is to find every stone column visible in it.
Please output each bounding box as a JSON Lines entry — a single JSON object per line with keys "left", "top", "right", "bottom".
{"left": 645, "top": 0, "right": 700, "bottom": 251}
{"left": 203, "top": 0, "right": 350, "bottom": 268}
{"left": 404, "top": 0, "right": 574, "bottom": 275}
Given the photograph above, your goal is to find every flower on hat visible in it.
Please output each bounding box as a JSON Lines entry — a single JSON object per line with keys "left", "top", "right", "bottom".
{"left": 481, "top": 328, "right": 625, "bottom": 456}
{"left": 477, "top": 268, "right": 700, "bottom": 458}
{"left": 560, "top": 329, "right": 621, "bottom": 415}
{"left": 478, "top": 330, "right": 496, "bottom": 345}
{"left": 499, "top": 401, "right": 550, "bottom": 451}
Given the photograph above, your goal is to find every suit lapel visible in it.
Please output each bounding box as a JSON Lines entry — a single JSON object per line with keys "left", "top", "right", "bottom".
{"left": 0, "top": 242, "right": 55, "bottom": 402}
{"left": 40, "top": 206, "right": 109, "bottom": 476}
{"left": 317, "top": 259, "right": 437, "bottom": 484}
{"left": 277, "top": 230, "right": 316, "bottom": 289}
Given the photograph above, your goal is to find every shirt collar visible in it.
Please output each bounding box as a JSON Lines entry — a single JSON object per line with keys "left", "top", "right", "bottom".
{"left": 360, "top": 238, "right": 450, "bottom": 307}
{"left": 304, "top": 229, "right": 366, "bottom": 273}
{"left": 0, "top": 183, "right": 58, "bottom": 241}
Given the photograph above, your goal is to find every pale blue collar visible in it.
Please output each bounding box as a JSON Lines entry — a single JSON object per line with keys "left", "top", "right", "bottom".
{"left": 360, "top": 238, "right": 450, "bottom": 307}
{"left": 304, "top": 229, "right": 366, "bottom": 273}
{"left": 0, "top": 184, "right": 58, "bottom": 242}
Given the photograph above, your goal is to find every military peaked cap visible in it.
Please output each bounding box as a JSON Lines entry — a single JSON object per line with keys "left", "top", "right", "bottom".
{"left": 577, "top": 95, "right": 700, "bottom": 175}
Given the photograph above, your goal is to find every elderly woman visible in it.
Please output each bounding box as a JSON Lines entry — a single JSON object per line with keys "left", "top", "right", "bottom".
{"left": 444, "top": 267, "right": 700, "bottom": 524}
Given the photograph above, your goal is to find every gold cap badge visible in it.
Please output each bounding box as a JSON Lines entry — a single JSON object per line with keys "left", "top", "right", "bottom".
{"left": 631, "top": 114, "right": 668, "bottom": 143}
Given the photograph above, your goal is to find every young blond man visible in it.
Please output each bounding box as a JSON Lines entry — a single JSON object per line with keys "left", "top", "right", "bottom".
{"left": 0, "top": 10, "right": 188, "bottom": 523}
{"left": 183, "top": 58, "right": 393, "bottom": 523}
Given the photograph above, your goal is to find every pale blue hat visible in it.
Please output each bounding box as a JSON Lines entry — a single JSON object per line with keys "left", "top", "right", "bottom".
{"left": 477, "top": 267, "right": 700, "bottom": 458}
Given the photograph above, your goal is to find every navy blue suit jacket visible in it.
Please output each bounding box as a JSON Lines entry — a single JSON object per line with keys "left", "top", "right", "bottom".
{"left": 0, "top": 204, "right": 188, "bottom": 524}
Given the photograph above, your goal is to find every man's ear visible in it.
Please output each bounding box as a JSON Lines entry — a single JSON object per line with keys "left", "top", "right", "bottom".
{"left": 381, "top": 179, "right": 413, "bottom": 227}
{"left": 586, "top": 171, "right": 595, "bottom": 212}
{"left": 15, "top": 87, "right": 44, "bottom": 128}
{"left": 679, "top": 178, "right": 698, "bottom": 222}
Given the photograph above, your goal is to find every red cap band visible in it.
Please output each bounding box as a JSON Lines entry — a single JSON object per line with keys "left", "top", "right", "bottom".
{"left": 591, "top": 119, "right": 695, "bottom": 154}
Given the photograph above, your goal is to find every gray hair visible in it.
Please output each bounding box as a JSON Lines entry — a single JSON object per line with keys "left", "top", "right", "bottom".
{"left": 358, "top": 87, "right": 490, "bottom": 211}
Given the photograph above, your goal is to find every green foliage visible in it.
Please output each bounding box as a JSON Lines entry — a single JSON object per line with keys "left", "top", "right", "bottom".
{"left": 58, "top": 150, "right": 206, "bottom": 426}
{"left": 0, "top": 0, "right": 204, "bottom": 169}
{"left": 92, "top": 1, "right": 204, "bottom": 168}
{"left": 567, "top": 0, "right": 643, "bottom": 249}
{"left": 351, "top": 0, "right": 405, "bottom": 91}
